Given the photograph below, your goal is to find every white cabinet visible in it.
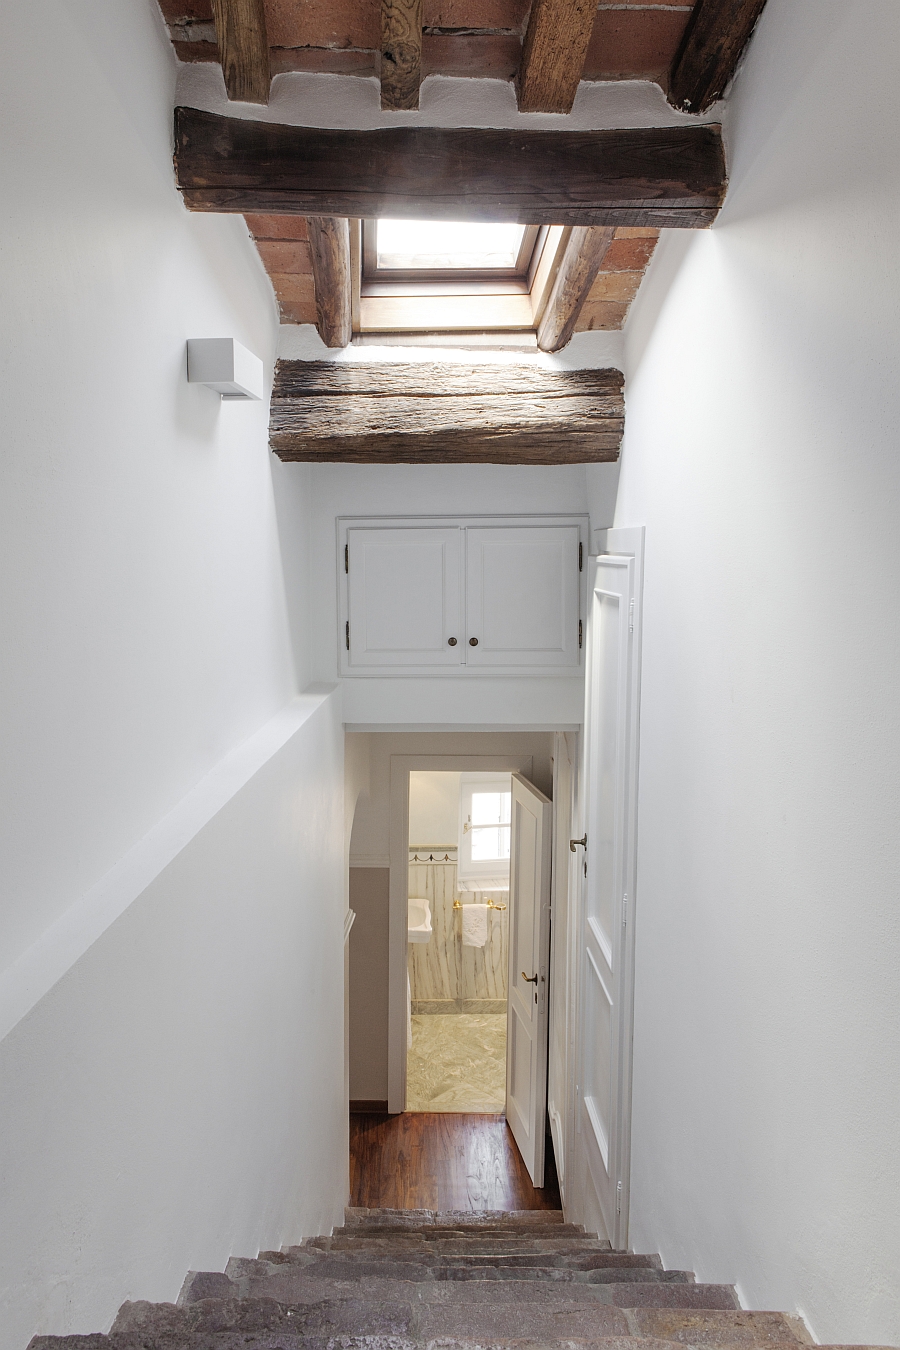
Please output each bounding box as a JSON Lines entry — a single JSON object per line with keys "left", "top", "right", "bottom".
{"left": 341, "top": 517, "right": 586, "bottom": 676}
{"left": 346, "top": 527, "right": 462, "bottom": 667}
{"left": 466, "top": 526, "right": 580, "bottom": 667}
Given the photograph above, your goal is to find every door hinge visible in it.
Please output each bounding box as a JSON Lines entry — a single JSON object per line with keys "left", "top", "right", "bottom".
{"left": 616, "top": 1181, "right": 623, "bottom": 1215}
{"left": 344, "top": 544, "right": 349, "bottom": 574}
{"left": 629, "top": 598, "right": 634, "bottom": 633}
{"left": 578, "top": 619, "right": 583, "bottom": 649}
{"left": 345, "top": 620, "right": 350, "bottom": 651}
{"left": 622, "top": 892, "right": 628, "bottom": 931}
{"left": 579, "top": 541, "right": 583, "bottom": 572}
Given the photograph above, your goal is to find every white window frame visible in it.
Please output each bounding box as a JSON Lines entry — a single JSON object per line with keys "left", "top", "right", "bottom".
{"left": 457, "top": 774, "right": 512, "bottom": 890}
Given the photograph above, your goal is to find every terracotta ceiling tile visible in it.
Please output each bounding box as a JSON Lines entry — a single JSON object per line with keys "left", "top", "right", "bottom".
{"left": 270, "top": 273, "right": 317, "bottom": 304}
{"left": 245, "top": 215, "right": 310, "bottom": 241}
{"left": 422, "top": 32, "right": 521, "bottom": 79}
{"left": 255, "top": 240, "right": 314, "bottom": 275}
{"left": 424, "top": 0, "right": 530, "bottom": 31}
{"left": 271, "top": 47, "right": 377, "bottom": 75}
{"left": 575, "top": 299, "right": 630, "bottom": 331}
{"left": 583, "top": 8, "right": 692, "bottom": 81}
{"left": 158, "top": 0, "right": 213, "bottom": 19}
{"left": 602, "top": 236, "right": 659, "bottom": 272}
{"left": 278, "top": 298, "right": 319, "bottom": 324}
{"left": 171, "top": 39, "right": 218, "bottom": 62}
{"left": 264, "top": 0, "right": 379, "bottom": 50}
{"left": 587, "top": 270, "right": 644, "bottom": 304}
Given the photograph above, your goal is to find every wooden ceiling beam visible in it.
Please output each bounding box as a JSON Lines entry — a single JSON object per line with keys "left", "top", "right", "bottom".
{"left": 516, "top": 0, "right": 597, "bottom": 114}
{"left": 537, "top": 226, "right": 616, "bottom": 352}
{"left": 269, "top": 362, "right": 624, "bottom": 464}
{"left": 668, "top": 0, "right": 769, "bottom": 113}
{"left": 382, "top": 0, "right": 423, "bottom": 111}
{"left": 210, "top": 0, "right": 270, "bottom": 105}
{"left": 173, "top": 109, "right": 727, "bottom": 228}
{"left": 307, "top": 217, "right": 352, "bottom": 348}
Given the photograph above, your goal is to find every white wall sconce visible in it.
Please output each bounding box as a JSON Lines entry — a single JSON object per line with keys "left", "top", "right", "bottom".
{"left": 186, "top": 338, "right": 264, "bottom": 400}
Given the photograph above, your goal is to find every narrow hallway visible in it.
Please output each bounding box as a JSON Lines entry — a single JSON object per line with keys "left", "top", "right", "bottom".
{"left": 349, "top": 1112, "right": 560, "bottom": 1212}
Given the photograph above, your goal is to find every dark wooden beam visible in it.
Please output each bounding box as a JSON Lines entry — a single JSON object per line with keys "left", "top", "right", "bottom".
{"left": 538, "top": 227, "right": 616, "bottom": 352}
{"left": 516, "top": 0, "right": 597, "bottom": 114}
{"left": 173, "top": 108, "right": 727, "bottom": 229}
{"left": 307, "top": 218, "right": 352, "bottom": 348}
{"left": 381, "top": 0, "right": 423, "bottom": 111}
{"left": 210, "top": 0, "right": 270, "bottom": 105}
{"left": 668, "top": 0, "right": 769, "bottom": 113}
{"left": 269, "top": 362, "right": 624, "bottom": 464}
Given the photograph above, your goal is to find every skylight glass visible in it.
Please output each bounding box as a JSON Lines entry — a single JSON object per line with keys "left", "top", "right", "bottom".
{"left": 376, "top": 219, "right": 527, "bottom": 271}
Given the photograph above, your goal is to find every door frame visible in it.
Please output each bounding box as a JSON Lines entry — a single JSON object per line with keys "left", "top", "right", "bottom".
{"left": 387, "top": 753, "right": 534, "bottom": 1113}
{"left": 569, "top": 525, "right": 644, "bottom": 1246}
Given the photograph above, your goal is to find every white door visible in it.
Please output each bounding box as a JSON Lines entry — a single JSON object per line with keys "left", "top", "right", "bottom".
{"left": 578, "top": 554, "right": 635, "bottom": 1247}
{"left": 346, "top": 527, "right": 462, "bottom": 666}
{"left": 506, "top": 772, "right": 552, "bottom": 1186}
{"left": 466, "top": 526, "right": 580, "bottom": 667}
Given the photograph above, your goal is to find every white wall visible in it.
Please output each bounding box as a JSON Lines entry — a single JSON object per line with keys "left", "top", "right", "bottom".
{"left": 610, "top": 2, "right": 900, "bottom": 1342}
{"left": 0, "top": 694, "right": 347, "bottom": 1350}
{"left": 408, "top": 772, "right": 461, "bottom": 845}
{"left": 0, "top": 1, "right": 347, "bottom": 1343}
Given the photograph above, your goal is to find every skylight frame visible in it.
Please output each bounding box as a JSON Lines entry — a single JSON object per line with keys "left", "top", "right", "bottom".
{"left": 362, "top": 219, "right": 544, "bottom": 285}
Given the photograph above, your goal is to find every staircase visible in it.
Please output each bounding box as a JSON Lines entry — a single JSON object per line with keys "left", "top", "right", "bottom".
{"left": 29, "top": 1207, "right": 849, "bottom": 1350}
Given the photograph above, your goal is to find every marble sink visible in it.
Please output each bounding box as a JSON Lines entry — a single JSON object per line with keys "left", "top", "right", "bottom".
{"left": 408, "top": 897, "right": 432, "bottom": 944}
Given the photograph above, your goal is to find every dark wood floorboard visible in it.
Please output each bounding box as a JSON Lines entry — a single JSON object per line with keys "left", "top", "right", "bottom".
{"left": 349, "top": 1112, "right": 561, "bottom": 1212}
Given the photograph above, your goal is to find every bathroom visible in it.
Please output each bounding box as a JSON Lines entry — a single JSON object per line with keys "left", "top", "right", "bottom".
{"left": 406, "top": 771, "right": 511, "bottom": 1112}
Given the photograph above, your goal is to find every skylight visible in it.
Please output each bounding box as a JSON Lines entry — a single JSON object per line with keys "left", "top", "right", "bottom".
{"left": 376, "top": 219, "right": 527, "bottom": 272}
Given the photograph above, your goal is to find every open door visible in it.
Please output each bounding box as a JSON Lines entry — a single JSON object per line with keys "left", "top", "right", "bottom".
{"left": 505, "top": 771, "right": 552, "bottom": 1186}
{"left": 577, "top": 551, "right": 638, "bottom": 1247}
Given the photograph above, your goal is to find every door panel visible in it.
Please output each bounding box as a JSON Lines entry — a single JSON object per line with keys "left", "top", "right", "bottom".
{"left": 347, "top": 527, "right": 462, "bottom": 666}
{"left": 466, "top": 527, "right": 580, "bottom": 667}
{"left": 579, "top": 556, "right": 633, "bottom": 1247}
{"left": 505, "top": 773, "right": 552, "bottom": 1186}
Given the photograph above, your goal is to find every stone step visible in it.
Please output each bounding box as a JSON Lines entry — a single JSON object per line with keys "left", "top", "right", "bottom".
{"left": 307, "top": 1234, "right": 618, "bottom": 1255}
{"left": 344, "top": 1207, "right": 569, "bottom": 1228}
{"left": 256, "top": 1255, "right": 694, "bottom": 1284}
{"left": 333, "top": 1222, "right": 591, "bottom": 1239}
{"left": 211, "top": 1269, "right": 693, "bottom": 1309}
{"left": 288, "top": 1243, "right": 659, "bottom": 1267}
{"left": 25, "top": 1337, "right": 883, "bottom": 1350}
{"left": 288, "top": 1242, "right": 661, "bottom": 1263}
{"left": 626, "top": 1308, "right": 815, "bottom": 1347}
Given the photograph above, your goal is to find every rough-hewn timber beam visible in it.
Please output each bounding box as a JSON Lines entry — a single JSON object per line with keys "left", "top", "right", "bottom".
{"left": 210, "top": 0, "right": 270, "bottom": 105}
{"left": 173, "top": 109, "right": 727, "bottom": 229}
{"left": 538, "top": 227, "right": 616, "bottom": 352}
{"left": 307, "top": 218, "right": 352, "bottom": 348}
{"left": 269, "top": 362, "right": 624, "bottom": 464}
{"left": 517, "top": 0, "right": 597, "bottom": 114}
{"left": 382, "top": 0, "right": 422, "bottom": 111}
{"left": 668, "top": 0, "right": 769, "bottom": 113}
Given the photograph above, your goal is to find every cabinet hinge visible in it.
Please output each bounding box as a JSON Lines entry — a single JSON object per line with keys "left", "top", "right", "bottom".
{"left": 345, "top": 620, "right": 350, "bottom": 651}
{"left": 578, "top": 619, "right": 583, "bottom": 649}
{"left": 616, "top": 1181, "right": 623, "bottom": 1215}
{"left": 579, "top": 541, "right": 583, "bottom": 572}
{"left": 629, "top": 598, "right": 634, "bottom": 633}
{"left": 344, "top": 544, "right": 349, "bottom": 574}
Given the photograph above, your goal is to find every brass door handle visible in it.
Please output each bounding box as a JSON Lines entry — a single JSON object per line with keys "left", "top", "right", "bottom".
{"left": 521, "top": 971, "right": 538, "bottom": 984}
{"left": 570, "top": 834, "right": 587, "bottom": 852}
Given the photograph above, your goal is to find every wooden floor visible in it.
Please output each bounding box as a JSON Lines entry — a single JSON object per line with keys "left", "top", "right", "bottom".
{"left": 349, "top": 1112, "right": 561, "bottom": 1212}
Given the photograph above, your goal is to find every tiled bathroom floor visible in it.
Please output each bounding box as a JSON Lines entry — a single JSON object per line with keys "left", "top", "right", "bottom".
{"left": 406, "top": 1013, "right": 507, "bottom": 1113}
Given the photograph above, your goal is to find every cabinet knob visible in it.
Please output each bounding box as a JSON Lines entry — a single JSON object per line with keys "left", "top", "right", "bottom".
{"left": 447, "top": 637, "right": 457, "bottom": 646}
{"left": 469, "top": 637, "right": 479, "bottom": 646}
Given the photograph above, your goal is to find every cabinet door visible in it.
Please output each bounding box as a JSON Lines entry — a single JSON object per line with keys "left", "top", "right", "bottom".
{"left": 346, "top": 527, "right": 463, "bottom": 667}
{"left": 465, "top": 526, "right": 580, "bottom": 667}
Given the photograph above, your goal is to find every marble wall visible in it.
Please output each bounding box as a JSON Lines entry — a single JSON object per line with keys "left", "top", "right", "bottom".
{"left": 408, "top": 861, "right": 508, "bottom": 1014}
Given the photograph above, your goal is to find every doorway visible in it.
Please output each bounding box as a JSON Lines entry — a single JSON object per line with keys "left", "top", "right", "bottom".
{"left": 406, "top": 771, "right": 511, "bottom": 1113}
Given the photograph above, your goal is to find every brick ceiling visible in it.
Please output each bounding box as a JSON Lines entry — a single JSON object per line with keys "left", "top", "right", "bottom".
{"left": 161, "top": 0, "right": 697, "bottom": 89}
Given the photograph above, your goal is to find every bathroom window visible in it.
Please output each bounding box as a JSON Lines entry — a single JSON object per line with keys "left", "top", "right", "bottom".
{"left": 458, "top": 775, "right": 512, "bottom": 889}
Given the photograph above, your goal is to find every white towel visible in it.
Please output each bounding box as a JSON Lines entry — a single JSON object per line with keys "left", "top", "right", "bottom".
{"left": 461, "top": 903, "right": 489, "bottom": 948}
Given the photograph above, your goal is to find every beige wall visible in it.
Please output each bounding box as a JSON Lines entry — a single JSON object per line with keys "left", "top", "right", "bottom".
{"left": 348, "top": 867, "right": 390, "bottom": 1103}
